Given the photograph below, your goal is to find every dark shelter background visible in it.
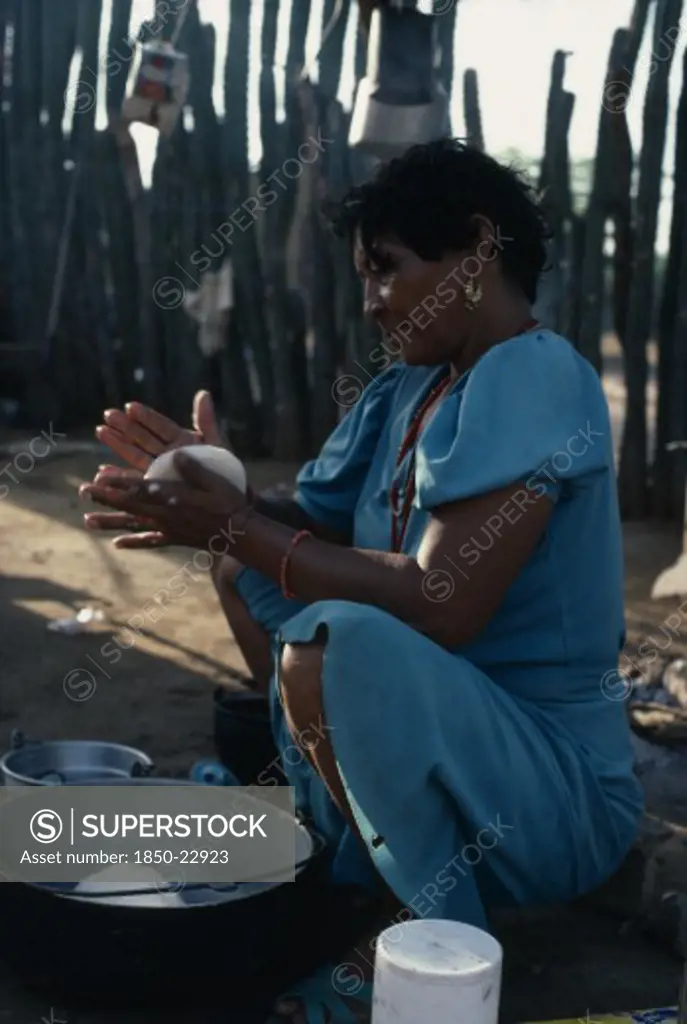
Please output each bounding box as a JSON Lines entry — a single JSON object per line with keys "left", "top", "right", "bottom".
{"left": 1, "top": 0, "right": 687, "bottom": 521}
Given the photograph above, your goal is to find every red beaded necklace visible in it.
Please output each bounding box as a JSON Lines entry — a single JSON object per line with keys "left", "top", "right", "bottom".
{"left": 389, "top": 318, "right": 540, "bottom": 553}
{"left": 389, "top": 373, "right": 453, "bottom": 553}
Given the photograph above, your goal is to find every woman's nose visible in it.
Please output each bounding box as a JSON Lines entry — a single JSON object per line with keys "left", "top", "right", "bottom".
{"left": 363, "top": 280, "right": 385, "bottom": 321}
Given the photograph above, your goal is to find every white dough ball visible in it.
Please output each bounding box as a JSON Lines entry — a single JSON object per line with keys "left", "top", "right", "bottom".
{"left": 144, "top": 444, "right": 247, "bottom": 493}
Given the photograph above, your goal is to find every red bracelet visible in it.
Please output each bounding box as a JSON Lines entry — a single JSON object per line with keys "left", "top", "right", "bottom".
{"left": 280, "top": 529, "right": 313, "bottom": 599}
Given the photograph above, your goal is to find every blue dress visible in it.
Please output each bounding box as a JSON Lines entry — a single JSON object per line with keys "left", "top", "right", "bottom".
{"left": 234, "top": 329, "right": 643, "bottom": 931}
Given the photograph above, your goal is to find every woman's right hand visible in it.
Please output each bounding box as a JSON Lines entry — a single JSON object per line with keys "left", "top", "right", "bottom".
{"left": 95, "top": 389, "right": 226, "bottom": 472}
{"left": 85, "top": 390, "right": 231, "bottom": 549}
{"left": 82, "top": 466, "right": 170, "bottom": 549}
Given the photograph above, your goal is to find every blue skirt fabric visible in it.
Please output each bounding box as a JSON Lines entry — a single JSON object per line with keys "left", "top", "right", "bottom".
{"left": 234, "top": 568, "right": 642, "bottom": 932}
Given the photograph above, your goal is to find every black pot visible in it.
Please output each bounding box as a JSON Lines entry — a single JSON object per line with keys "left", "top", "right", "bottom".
{"left": 213, "top": 687, "right": 285, "bottom": 786}
{"left": 0, "top": 779, "right": 376, "bottom": 1010}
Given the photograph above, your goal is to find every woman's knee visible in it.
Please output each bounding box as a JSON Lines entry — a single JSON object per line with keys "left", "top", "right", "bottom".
{"left": 280, "top": 641, "right": 325, "bottom": 702}
{"left": 215, "top": 554, "right": 244, "bottom": 586}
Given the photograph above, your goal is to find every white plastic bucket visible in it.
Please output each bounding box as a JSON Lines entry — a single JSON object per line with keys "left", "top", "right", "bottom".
{"left": 372, "top": 919, "right": 503, "bottom": 1024}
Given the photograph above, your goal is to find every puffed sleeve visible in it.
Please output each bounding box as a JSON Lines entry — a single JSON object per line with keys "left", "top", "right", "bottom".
{"left": 295, "top": 366, "right": 403, "bottom": 533}
{"left": 414, "top": 332, "right": 612, "bottom": 510}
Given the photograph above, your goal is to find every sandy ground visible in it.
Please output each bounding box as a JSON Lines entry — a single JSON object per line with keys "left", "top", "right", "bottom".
{"left": 2, "top": 350, "right": 687, "bottom": 1021}
{"left": 0, "top": 453, "right": 297, "bottom": 770}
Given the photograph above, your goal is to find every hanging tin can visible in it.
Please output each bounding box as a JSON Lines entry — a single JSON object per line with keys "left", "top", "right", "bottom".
{"left": 349, "top": 6, "right": 450, "bottom": 159}
{"left": 121, "top": 40, "right": 190, "bottom": 136}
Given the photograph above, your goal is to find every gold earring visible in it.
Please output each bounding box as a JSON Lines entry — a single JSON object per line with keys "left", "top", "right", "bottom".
{"left": 463, "top": 276, "right": 483, "bottom": 311}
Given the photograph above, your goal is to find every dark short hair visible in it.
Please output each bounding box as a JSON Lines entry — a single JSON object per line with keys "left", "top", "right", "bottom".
{"left": 331, "top": 137, "right": 551, "bottom": 303}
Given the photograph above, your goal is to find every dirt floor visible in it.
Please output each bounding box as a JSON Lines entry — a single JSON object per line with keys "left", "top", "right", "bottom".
{"left": 2, "top": 371, "right": 687, "bottom": 1021}
{"left": 0, "top": 450, "right": 298, "bottom": 769}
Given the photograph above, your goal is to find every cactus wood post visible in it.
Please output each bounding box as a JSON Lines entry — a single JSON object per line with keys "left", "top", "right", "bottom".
{"left": 608, "top": 0, "right": 652, "bottom": 355}
{"left": 223, "top": 0, "right": 275, "bottom": 455}
{"left": 536, "top": 50, "right": 575, "bottom": 334}
{"left": 435, "top": 3, "right": 457, "bottom": 109}
{"left": 105, "top": 0, "right": 134, "bottom": 117}
{"left": 297, "top": 74, "right": 340, "bottom": 452}
{"left": 283, "top": 0, "right": 313, "bottom": 452}
{"left": 320, "top": 0, "right": 353, "bottom": 379}
{"left": 178, "top": 6, "right": 231, "bottom": 426}
{"left": 257, "top": 0, "right": 301, "bottom": 460}
{"left": 650, "top": 50, "right": 687, "bottom": 597}
{"left": 619, "top": 0, "right": 684, "bottom": 519}
{"left": 463, "top": 69, "right": 484, "bottom": 151}
{"left": 0, "top": 0, "right": 10, "bottom": 351}
{"left": 655, "top": 47, "right": 687, "bottom": 518}
{"left": 75, "top": 0, "right": 120, "bottom": 416}
{"left": 305, "top": 0, "right": 348, "bottom": 448}
{"left": 577, "top": 28, "right": 629, "bottom": 373}
{"left": 672, "top": 124, "right": 687, "bottom": 559}
{"left": 4, "top": 0, "right": 44, "bottom": 378}
{"left": 568, "top": 0, "right": 650, "bottom": 352}
{"left": 184, "top": 9, "right": 258, "bottom": 453}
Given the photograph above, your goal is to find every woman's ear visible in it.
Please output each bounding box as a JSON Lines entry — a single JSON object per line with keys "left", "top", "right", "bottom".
{"left": 470, "top": 214, "right": 497, "bottom": 247}
{"left": 468, "top": 215, "right": 498, "bottom": 263}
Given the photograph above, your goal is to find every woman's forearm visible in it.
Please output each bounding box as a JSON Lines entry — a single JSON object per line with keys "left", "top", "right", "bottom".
{"left": 227, "top": 509, "right": 428, "bottom": 630}
{"left": 208, "top": 491, "right": 346, "bottom": 616}
{"left": 252, "top": 494, "right": 350, "bottom": 545}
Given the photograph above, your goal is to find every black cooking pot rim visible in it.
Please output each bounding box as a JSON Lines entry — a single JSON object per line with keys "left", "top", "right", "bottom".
{"left": 6, "top": 826, "right": 328, "bottom": 910}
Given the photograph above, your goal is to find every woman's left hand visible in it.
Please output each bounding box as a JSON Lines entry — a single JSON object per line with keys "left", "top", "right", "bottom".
{"left": 80, "top": 451, "right": 251, "bottom": 552}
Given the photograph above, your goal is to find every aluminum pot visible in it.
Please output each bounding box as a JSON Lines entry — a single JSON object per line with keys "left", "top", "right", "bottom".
{"left": 0, "top": 730, "right": 154, "bottom": 786}
{"left": 0, "top": 778, "right": 378, "bottom": 1011}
